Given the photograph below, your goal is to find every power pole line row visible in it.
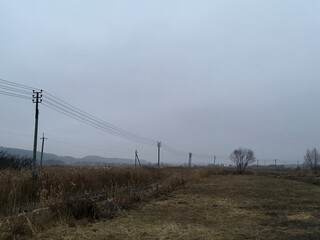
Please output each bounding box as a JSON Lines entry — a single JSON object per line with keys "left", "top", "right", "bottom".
{"left": 1, "top": 78, "right": 301, "bottom": 171}
{"left": 0, "top": 78, "right": 216, "bottom": 173}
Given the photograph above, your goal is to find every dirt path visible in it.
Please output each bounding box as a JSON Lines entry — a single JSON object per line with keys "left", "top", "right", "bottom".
{"left": 37, "top": 175, "right": 320, "bottom": 240}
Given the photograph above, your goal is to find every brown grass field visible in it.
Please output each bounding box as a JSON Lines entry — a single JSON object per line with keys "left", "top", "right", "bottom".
{"left": 1, "top": 167, "right": 320, "bottom": 239}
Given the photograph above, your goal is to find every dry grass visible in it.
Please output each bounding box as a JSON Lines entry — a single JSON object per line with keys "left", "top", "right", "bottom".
{"left": 0, "top": 166, "right": 226, "bottom": 239}
{"left": 3, "top": 166, "right": 319, "bottom": 239}
{"left": 36, "top": 174, "right": 320, "bottom": 240}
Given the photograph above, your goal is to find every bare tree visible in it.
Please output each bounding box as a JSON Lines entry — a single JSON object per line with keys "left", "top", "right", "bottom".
{"left": 230, "top": 148, "right": 255, "bottom": 174}
{"left": 304, "top": 148, "right": 320, "bottom": 174}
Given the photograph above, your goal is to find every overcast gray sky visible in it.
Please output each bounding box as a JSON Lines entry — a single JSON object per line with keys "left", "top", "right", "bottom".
{"left": 0, "top": 0, "right": 320, "bottom": 165}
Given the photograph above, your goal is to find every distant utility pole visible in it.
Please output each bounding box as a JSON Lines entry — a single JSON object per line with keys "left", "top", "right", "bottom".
{"left": 135, "top": 150, "right": 141, "bottom": 167}
{"left": 256, "top": 159, "right": 259, "bottom": 167}
{"left": 214, "top": 155, "right": 216, "bottom": 166}
{"left": 40, "top": 133, "right": 48, "bottom": 167}
{"left": 188, "top": 153, "right": 192, "bottom": 168}
{"left": 274, "top": 159, "right": 277, "bottom": 168}
{"left": 32, "top": 90, "right": 42, "bottom": 180}
{"left": 157, "top": 141, "right": 161, "bottom": 168}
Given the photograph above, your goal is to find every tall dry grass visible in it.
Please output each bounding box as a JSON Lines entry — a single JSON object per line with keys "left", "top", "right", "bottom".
{"left": 0, "top": 166, "right": 228, "bottom": 217}
{"left": 0, "top": 166, "right": 237, "bottom": 239}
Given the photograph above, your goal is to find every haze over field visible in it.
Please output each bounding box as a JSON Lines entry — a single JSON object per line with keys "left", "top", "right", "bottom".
{"left": 0, "top": 1, "right": 320, "bottom": 165}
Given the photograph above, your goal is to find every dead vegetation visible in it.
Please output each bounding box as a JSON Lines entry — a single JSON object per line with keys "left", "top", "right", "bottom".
{"left": 0, "top": 166, "right": 227, "bottom": 239}
{"left": 37, "top": 174, "right": 320, "bottom": 240}
{"left": 1, "top": 165, "right": 319, "bottom": 239}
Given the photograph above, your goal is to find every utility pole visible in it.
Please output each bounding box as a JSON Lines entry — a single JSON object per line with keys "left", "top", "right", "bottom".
{"left": 32, "top": 90, "right": 42, "bottom": 180}
{"left": 316, "top": 154, "right": 318, "bottom": 173}
{"left": 188, "top": 153, "right": 192, "bottom": 168}
{"left": 274, "top": 159, "right": 277, "bottom": 168}
{"left": 157, "top": 141, "right": 161, "bottom": 168}
{"left": 256, "top": 159, "right": 259, "bottom": 167}
{"left": 135, "top": 150, "right": 137, "bottom": 167}
{"left": 40, "top": 133, "right": 47, "bottom": 167}
{"left": 135, "top": 150, "right": 141, "bottom": 167}
{"left": 214, "top": 155, "right": 216, "bottom": 166}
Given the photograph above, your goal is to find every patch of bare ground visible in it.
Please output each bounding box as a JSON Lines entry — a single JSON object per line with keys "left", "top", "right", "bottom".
{"left": 36, "top": 175, "right": 320, "bottom": 240}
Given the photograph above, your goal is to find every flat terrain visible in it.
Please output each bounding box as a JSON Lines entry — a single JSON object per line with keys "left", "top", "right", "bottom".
{"left": 37, "top": 174, "right": 320, "bottom": 240}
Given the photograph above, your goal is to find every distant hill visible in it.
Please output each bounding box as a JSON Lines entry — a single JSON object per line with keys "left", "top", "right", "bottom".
{"left": 0, "top": 146, "right": 149, "bottom": 166}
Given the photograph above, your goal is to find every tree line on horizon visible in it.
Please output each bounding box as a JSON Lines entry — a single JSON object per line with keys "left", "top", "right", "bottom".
{"left": 229, "top": 147, "right": 320, "bottom": 174}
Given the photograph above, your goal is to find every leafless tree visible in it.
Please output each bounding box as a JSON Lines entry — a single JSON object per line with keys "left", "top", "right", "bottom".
{"left": 230, "top": 148, "right": 255, "bottom": 174}
{"left": 304, "top": 148, "right": 320, "bottom": 174}
{"left": 0, "top": 151, "right": 32, "bottom": 169}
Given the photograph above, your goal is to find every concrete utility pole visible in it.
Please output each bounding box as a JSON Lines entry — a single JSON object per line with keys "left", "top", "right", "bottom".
{"left": 32, "top": 90, "right": 42, "bottom": 180}
{"left": 188, "top": 153, "right": 192, "bottom": 168}
{"left": 40, "top": 133, "right": 47, "bottom": 167}
{"left": 157, "top": 141, "right": 161, "bottom": 168}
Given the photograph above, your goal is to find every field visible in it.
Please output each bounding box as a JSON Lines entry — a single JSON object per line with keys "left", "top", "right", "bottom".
{"left": 1, "top": 167, "right": 320, "bottom": 239}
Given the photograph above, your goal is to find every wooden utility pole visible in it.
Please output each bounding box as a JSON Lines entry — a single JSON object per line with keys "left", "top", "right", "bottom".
{"left": 315, "top": 153, "right": 318, "bottom": 174}
{"left": 32, "top": 90, "right": 42, "bottom": 180}
{"left": 135, "top": 150, "right": 137, "bottom": 167}
{"left": 135, "top": 150, "right": 141, "bottom": 167}
{"left": 188, "top": 153, "right": 192, "bottom": 168}
{"left": 157, "top": 141, "right": 161, "bottom": 168}
{"left": 40, "top": 133, "right": 47, "bottom": 167}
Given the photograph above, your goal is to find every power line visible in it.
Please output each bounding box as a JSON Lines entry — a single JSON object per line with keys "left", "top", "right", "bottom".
{"left": 0, "top": 78, "right": 40, "bottom": 91}
{"left": 193, "top": 153, "right": 214, "bottom": 159}
{"left": 47, "top": 135, "right": 129, "bottom": 155}
{"left": 0, "top": 84, "right": 32, "bottom": 95}
{"left": 42, "top": 101, "right": 156, "bottom": 146}
{"left": 43, "top": 98, "right": 215, "bottom": 161}
{"left": 42, "top": 102, "right": 126, "bottom": 137}
{"left": 0, "top": 78, "right": 215, "bottom": 161}
{"left": 0, "top": 79, "right": 35, "bottom": 101}
{"left": 0, "top": 129, "right": 32, "bottom": 137}
{"left": 162, "top": 144, "right": 188, "bottom": 157}
{"left": 162, "top": 144, "right": 214, "bottom": 160}
{"left": 0, "top": 90, "right": 31, "bottom": 100}
{"left": 42, "top": 91, "right": 157, "bottom": 146}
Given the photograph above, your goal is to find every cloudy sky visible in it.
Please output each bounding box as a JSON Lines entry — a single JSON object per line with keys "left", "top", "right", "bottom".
{"left": 0, "top": 0, "right": 320, "bottom": 165}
